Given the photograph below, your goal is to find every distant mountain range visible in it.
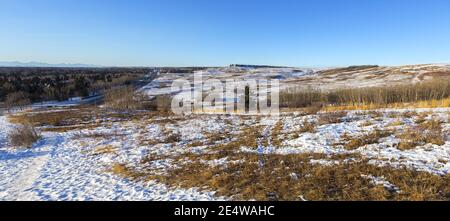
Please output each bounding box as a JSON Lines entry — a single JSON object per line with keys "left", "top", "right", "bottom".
{"left": 0, "top": 61, "right": 100, "bottom": 68}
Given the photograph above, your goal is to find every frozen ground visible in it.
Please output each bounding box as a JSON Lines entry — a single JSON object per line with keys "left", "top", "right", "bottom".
{"left": 1, "top": 63, "right": 449, "bottom": 200}
{"left": 0, "top": 116, "right": 224, "bottom": 201}
{"left": 140, "top": 64, "right": 450, "bottom": 99}
{"left": 1, "top": 106, "right": 448, "bottom": 200}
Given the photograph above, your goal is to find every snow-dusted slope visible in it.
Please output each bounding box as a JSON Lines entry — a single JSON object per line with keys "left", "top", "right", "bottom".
{"left": 0, "top": 116, "right": 223, "bottom": 201}
{"left": 140, "top": 64, "right": 450, "bottom": 98}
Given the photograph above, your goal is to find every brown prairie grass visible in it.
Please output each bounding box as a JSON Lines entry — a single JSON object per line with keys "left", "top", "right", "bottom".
{"left": 203, "top": 124, "right": 265, "bottom": 156}
{"left": 414, "top": 113, "right": 428, "bottom": 124}
{"left": 111, "top": 163, "right": 145, "bottom": 179}
{"left": 238, "top": 125, "right": 264, "bottom": 149}
{"left": 323, "top": 98, "right": 450, "bottom": 111}
{"left": 204, "top": 132, "right": 229, "bottom": 145}
{"left": 92, "top": 145, "right": 117, "bottom": 155}
{"left": 164, "top": 133, "right": 182, "bottom": 143}
{"left": 298, "top": 120, "right": 316, "bottom": 134}
{"left": 367, "top": 111, "right": 384, "bottom": 119}
{"left": 122, "top": 151, "right": 450, "bottom": 201}
{"left": 271, "top": 120, "right": 284, "bottom": 147}
{"left": 8, "top": 109, "right": 87, "bottom": 126}
{"left": 343, "top": 129, "right": 393, "bottom": 150}
{"left": 397, "top": 120, "right": 445, "bottom": 150}
{"left": 361, "top": 120, "right": 374, "bottom": 127}
{"left": 187, "top": 140, "right": 206, "bottom": 148}
{"left": 402, "top": 111, "right": 418, "bottom": 118}
{"left": 8, "top": 106, "right": 151, "bottom": 132}
{"left": 388, "top": 119, "right": 404, "bottom": 127}
{"left": 317, "top": 111, "right": 347, "bottom": 125}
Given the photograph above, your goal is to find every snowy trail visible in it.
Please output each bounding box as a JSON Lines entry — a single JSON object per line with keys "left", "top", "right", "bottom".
{"left": 1, "top": 154, "right": 49, "bottom": 200}
{"left": 0, "top": 116, "right": 222, "bottom": 201}
{"left": 0, "top": 132, "right": 60, "bottom": 201}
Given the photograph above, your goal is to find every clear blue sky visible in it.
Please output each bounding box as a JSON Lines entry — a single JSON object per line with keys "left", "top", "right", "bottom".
{"left": 0, "top": 0, "right": 449, "bottom": 67}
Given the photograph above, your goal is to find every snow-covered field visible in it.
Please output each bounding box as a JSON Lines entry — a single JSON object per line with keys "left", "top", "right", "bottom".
{"left": 140, "top": 64, "right": 450, "bottom": 99}
{"left": 1, "top": 64, "right": 450, "bottom": 201}
{"left": 1, "top": 106, "right": 449, "bottom": 200}
{"left": 0, "top": 115, "right": 224, "bottom": 201}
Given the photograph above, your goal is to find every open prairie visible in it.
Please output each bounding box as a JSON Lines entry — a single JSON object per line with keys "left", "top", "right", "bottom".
{"left": 1, "top": 65, "right": 449, "bottom": 200}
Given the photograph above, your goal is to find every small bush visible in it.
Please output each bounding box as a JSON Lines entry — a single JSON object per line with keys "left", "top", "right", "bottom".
{"left": 8, "top": 123, "right": 41, "bottom": 148}
{"left": 164, "top": 133, "right": 181, "bottom": 143}
{"left": 5, "top": 91, "right": 31, "bottom": 109}
{"left": 298, "top": 120, "right": 316, "bottom": 133}
{"left": 155, "top": 95, "right": 172, "bottom": 112}
{"left": 104, "top": 86, "right": 143, "bottom": 110}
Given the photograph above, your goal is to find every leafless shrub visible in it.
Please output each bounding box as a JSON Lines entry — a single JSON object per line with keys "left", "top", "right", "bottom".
{"left": 8, "top": 123, "right": 41, "bottom": 148}
{"left": 5, "top": 91, "right": 31, "bottom": 110}
{"left": 155, "top": 95, "right": 172, "bottom": 112}
{"left": 280, "top": 79, "right": 450, "bottom": 109}
{"left": 104, "top": 86, "right": 143, "bottom": 110}
{"left": 280, "top": 87, "right": 324, "bottom": 108}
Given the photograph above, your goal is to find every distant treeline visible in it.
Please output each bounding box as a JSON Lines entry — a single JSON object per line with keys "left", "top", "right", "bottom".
{"left": 230, "top": 64, "right": 289, "bottom": 69}
{"left": 0, "top": 67, "right": 150, "bottom": 108}
{"left": 157, "top": 67, "right": 208, "bottom": 73}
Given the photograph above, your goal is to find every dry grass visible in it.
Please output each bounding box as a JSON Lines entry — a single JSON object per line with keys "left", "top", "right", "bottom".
{"left": 164, "top": 133, "right": 182, "bottom": 143}
{"left": 7, "top": 106, "right": 154, "bottom": 134}
{"left": 96, "top": 109, "right": 450, "bottom": 201}
{"left": 402, "top": 111, "right": 418, "bottom": 118}
{"left": 414, "top": 114, "right": 427, "bottom": 124}
{"left": 317, "top": 111, "right": 347, "bottom": 125}
{"left": 397, "top": 120, "right": 445, "bottom": 150}
{"left": 298, "top": 120, "right": 316, "bottom": 134}
{"left": 271, "top": 120, "right": 284, "bottom": 147}
{"left": 187, "top": 140, "right": 206, "bottom": 148}
{"left": 361, "top": 120, "right": 374, "bottom": 127}
{"left": 122, "top": 150, "right": 450, "bottom": 200}
{"left": 236, "top": 125, "right": 264, "bottom": 149}
{"left": 343, "top": 129, "right": 393, "bottom": 150}
{"left": 204, "top": 132, "right": 229, "bottom": 145}
{"left": 388, "top": 119, "right": 404, "bottom": 127}
{"left": 323, "top": 98, "right": 450, "bottom": 111}
{"left": 92, "top": 145, "right": 117, "bottom": 155}
{"left": 8, "top": 109, "right": 87, "bottom": 127}
{"left": 110, "top": 163, "right": 145, "bottom": 179}
{"left": 41, "top": 125, "right": 98, "bottom": 132}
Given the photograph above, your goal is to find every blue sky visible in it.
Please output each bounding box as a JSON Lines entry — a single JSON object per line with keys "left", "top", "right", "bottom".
{"left": 0, "top": 0, "right": 449, "bottom": 67}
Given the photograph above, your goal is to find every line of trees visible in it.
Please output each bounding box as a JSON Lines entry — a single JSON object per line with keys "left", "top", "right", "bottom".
{"left": 280, "top": 78, "right": 450, "bottom": 108}
{"left": 0, "top": 67, "right": 149, "bottom": 108}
